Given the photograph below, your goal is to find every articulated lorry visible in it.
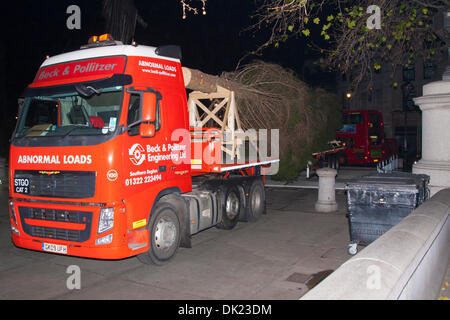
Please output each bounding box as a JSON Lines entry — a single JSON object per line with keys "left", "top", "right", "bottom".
{"left": 9, "top": 34, "right": 278, "bottom": 265}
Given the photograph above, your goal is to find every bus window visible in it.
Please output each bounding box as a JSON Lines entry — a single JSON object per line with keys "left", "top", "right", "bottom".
{"left": 368, "top": 113, "right": 383, "bottom": 144}
{"left": 342, "top": 113, "right": 364, "bottom": 125}
{"left": 368, "top": 113, "right": 381, "bottom": 125}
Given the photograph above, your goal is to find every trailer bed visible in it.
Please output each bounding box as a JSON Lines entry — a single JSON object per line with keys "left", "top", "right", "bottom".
{"left": 190, "top": 128, "right": 279, "bottom": 175}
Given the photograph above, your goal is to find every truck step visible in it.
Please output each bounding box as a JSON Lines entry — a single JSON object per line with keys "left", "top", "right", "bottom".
{"left": 128, "top": 243, "right": 147, "bottom": 251}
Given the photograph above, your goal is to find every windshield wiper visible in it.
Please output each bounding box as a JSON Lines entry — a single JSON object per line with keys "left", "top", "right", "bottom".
{"left": 62, "top": 125, "right": 86, "bottom": 138}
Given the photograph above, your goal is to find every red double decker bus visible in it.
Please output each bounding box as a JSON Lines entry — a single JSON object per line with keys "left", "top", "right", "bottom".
{"left": 336, "top": 110, "right": 397, "bottom": 165}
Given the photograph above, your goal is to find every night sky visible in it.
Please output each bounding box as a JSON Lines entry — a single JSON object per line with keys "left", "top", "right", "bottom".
{"left": 1, "top": 0, "right": 331, "bottom": 156}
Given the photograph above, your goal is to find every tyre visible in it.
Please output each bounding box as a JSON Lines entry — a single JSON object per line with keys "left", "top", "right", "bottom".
{"left": 246, "top": 179, "right": 265, "bottom": 222}
{"left": 137, "top": 201, "right": 181, "bottom": 265}
{"left": 216, "top": 186, "right": 241, "bottom": 230}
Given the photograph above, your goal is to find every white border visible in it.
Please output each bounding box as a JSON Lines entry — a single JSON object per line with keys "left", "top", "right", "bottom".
{"left": 219, "top": 159, "right": 280, "bottom": 172}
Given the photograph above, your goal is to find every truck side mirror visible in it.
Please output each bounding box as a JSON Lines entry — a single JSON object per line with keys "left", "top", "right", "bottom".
{"left": 140, "top": 92, "right": 157, "bottom": 138}
{"left": 142, "top": 92, "right": 157, "bottom": 122}
{"left": 140, "top": 123, "right": 155, "bottom": 138}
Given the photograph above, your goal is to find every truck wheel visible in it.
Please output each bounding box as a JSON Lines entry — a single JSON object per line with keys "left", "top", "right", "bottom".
{"left": 247, "top": 179, "right": 265, "bottom": 222}
{"left": 216, "top": 186, "right": 241, "bottom": 230}
{"left": 137, "top": 201, "right": 181, "bottom": 265}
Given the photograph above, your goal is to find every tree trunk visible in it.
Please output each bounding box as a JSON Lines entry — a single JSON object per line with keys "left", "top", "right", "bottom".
{"left": 182, "top": 67, "right": 235, "bottom": 93}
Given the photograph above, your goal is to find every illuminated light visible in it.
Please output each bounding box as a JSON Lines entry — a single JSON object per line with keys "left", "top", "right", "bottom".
{"left": 9, "top": 200, "right": 17, "bottom": 226}
{"left": 99, "top": 33, "right": 113, "bottom": 41}
{"left": 88, "top": 34, "right": 114, "bottom": 44}
{"left": 88, "top": 35, "right": 98, "bottom": 44}
{"left": 374, "top": 159, "right": 379, "bottom": 163}
{"left": 364, "top": 156, "right": 368, "bottom": 160}
{"left": 11, "top": 224, "right": 20, "bottom": 235}
{"left": 381, "top": 122, "right": 384, "bottom": 126}
{"left": 346, "top": 92, "right": 352, "bottom": 99}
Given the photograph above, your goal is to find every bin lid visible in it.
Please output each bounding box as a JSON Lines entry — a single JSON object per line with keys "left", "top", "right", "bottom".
{"left": 345, "top": 173, "right": 423, "bottom": 192}
{"left": 359, "top": 172, "right": 430, "bottom": 185}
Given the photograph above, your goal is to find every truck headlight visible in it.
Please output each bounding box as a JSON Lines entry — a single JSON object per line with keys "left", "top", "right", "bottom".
{"left": 9, "top": 200, "right": 17, "bottom": 226}
{"left": 11, "top": 224, "right": 20, "bottom": 235}
{"left": 98, "top": 208, "right": 114, "bottom": 234}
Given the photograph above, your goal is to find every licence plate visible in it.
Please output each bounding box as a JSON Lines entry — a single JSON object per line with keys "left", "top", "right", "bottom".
{"left": 371, "top": 149, "right": 382, "bottom": 157}
{"left": 42, "top": 242, "right": 67, "bottom": 254}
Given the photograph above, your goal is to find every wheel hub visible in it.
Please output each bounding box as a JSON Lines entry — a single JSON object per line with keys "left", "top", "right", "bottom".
{"left": 154, "top": 217, "right": 176, "bottom": 250}
{"left": 226, "top": 192, "right": 239, "bottom": 219}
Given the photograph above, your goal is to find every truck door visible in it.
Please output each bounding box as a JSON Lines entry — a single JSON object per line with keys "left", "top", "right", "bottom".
{"left": 123, "top": 91, "right": 167, "bottom": 202}
{"left": 122, "top": 89, "right": 190, "bottom": 231}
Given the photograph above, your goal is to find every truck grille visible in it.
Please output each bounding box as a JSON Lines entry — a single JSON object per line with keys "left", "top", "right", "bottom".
{"left": 14, "top": 170, "right": 96, "bottom": 199}
{"left": 19, "top": 207, "right": 92, "bottom": 242}
{"left": 31, "top": 226, "right": 82, "bottom": 242}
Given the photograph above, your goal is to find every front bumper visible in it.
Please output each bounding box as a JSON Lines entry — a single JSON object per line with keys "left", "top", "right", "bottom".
{"left": 9, "top": 199, "right": 148, "bottom": 260}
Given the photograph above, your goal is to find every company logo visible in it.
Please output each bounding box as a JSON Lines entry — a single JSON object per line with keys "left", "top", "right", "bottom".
{"left": 106, "top": 169, "right": 118, "bottom": 182}
{"left": 34, "top": 57, "right": 126, "bottom": 84}
{"left": 128, "top": 143, "right": 146, "bottom": 166}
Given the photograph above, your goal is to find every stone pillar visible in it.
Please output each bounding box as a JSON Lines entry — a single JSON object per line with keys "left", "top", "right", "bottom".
{"left": 315, "top": 168, "right": 338, "bottom": 212}
{"left": 413, "top": 80, "right": 450, "bottom": 196}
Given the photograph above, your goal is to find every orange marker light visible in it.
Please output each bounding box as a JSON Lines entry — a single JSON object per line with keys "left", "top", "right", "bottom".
{"left": 87, "top": 34, "right": 114, "bottom": 44}
{"left": 88, "top": 35, "right": 98, "bottom": 44}
{"left": 99, "top": 34, "right": 113, "bottom": 41}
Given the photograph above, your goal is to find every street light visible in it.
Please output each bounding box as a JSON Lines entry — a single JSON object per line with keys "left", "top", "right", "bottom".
{"left": 343, "top": 91, "right": 352, "bottom": 110}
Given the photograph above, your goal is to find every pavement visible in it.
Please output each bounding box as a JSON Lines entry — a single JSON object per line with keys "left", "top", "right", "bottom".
{"left": 0, "top": 181, "right": 353, "bottom": 300}
{"left": 0, "top": 165, "right": 447, "bottom": 300}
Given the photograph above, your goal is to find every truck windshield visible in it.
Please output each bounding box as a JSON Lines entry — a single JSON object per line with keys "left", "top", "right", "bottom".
{"left": 15, "top": 86, "right": 123, "bottom": 138}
